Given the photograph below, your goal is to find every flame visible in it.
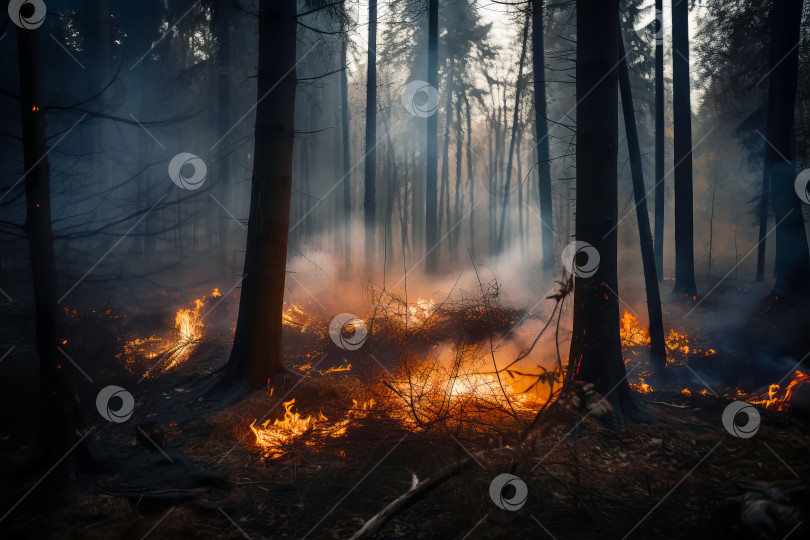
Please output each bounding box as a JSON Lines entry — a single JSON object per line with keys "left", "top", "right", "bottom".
{"left": 119, "top": 289, "right": 218, "bottom": 376}
{"left": 749, "top": 371, "right": 810, "bottom": 411}
{"left": 282, "top": 303, "right": 313, "bottom": 332}
{"left": 620, "top": 310, "right": 650, "bottom": 347}
{"left": 250, "top": 397, "right": 373, "bottom": 459}
{"left": 619, "top": 309, "right": 716, "bottom": 364}
{"left": 630, "top": 378, "right": 653, "bottom": 394}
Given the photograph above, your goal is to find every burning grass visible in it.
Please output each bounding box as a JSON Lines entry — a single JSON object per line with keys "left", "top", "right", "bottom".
{"left": 117, "top": 289, "right": 220, "bottom": 377}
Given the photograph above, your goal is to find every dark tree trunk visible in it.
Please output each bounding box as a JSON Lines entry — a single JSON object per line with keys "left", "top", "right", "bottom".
{"left": 341, "top": 36, "right": 352, "bottom": 275}
{"left": 532, "top": 0, "right": 554, "bottom": 274}
{"left": 364, "top": 0, "right": 377, "bottom": 263}
{"left": 439, "top": 88, "right": 453, "bottom": 241}
{"left": 619, "top": 39, "right": 667, "bottom": 374}
{"left": 569, "top": 0, "right": 652, "bottom": 429}
{"left": 765, "top": 0, "right": 809, "bottom": 294}
{"left": 217, "top": 0, "right": 297, "bottom": 399}
{"left": 755, "top": 168, "right": 769, "bottom": 281}
{"left": 654, "top": 0, "right": 665, "bottom": 281}
{"left": 452, "top": 89, "right": 463, "bottom": 262}
{"left": 213, "top": 0, "right": 236, "bottom": 279}
{"left": 671, "top": 0, "right": 697, "bottom": 296}
{"left": 425, "top": 0, "right": 439, "bottom": 272}
{"left": 465, "top": 94, "right": 476, "bottom": 258}
{"left": 17, "top": 26, "right": 84, "bottom": 475}
{"left": 496, "top": 13, "right": 530, "bottom": 253}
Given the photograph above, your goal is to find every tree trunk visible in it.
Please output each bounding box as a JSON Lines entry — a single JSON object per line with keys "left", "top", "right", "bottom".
{"left": 671, "top": 0, "right": 698, "bottom": 296}
{"left": 569, "top": 0, "right": 652, "bottom": 429}
{"left": 619, "top": 39, "right": 667, "bottom": 374}
{"left": 452, "top": 89, "right": 463, "bottom": 263}
{"left": 465, "top": 94, "right": 476, "bottom": 258}
{"left": 17, "top": 25, "right": 84, "bottom": 475}
{"left": 425, "top": 0, "right": 439, "bottom": 272}
{"left": 496, "top": 13, "right": 530, "bottom": 252}
{"left": 439, "top": 89, "right": 453, "bottom": 247}
{"left": 217, "top": 0, "right": 297, "bottom": 399}
{"left": 532, "top": 0, "right": 554, "bottom": 274}
{"left": 755, "top": 168, "right": 769, "bottom": 281}
{"left": 364, "top": 0, "right": 377, "bottom": 264}
{"left": 654, "top": 0, "right": 665, "bottom": 281}
{"left": 340, "top": 36, "right": 352, "bottom": 276}
{"left": 213, "top": 0, "right": 236, "bottom": 280}
{"left": 765, "top": 0, "right": 809, "bottom": 294}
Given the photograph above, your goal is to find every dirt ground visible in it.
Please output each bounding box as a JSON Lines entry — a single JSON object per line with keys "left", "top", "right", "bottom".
{"left": 2, "top": 281, "right": 810, "bottom": 539}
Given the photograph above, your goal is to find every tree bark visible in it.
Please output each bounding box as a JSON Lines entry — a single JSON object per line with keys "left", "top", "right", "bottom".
{"left": 364, "top": 0, "right": 377, "bottom": 264}
{"left": 17, "top": 25, "right": 84, "bottom": 474}
{"left": 654, "top": 0, "right": 665, "bottom": 281}
{"left": 671, "top": 0, "right": 698, "bottom": 296}
{"left": 619, "top": 38, "right": 667, "bottom": 374}
{"left": 765, "top": 0, "right": 809, "bottom": 294}
{"left": 340, "top": 35, "right": 352, "bottom": 276}
{"left": 569, "top": 0, "right": 652, "bottom": 429}
{"left": 465, "top": 94, "right": 476, "bottom": 258}
{"left": 217, "top": 0, "right": 297, "bottom": 399}
{"left": 425, "top": 0, "right": 439, "bottom": 272}
{"left": 532, "top": 0, "right": 554, "bottom": 274}
{"left": 755, "top": 168, "right": 769, "bottom": 281}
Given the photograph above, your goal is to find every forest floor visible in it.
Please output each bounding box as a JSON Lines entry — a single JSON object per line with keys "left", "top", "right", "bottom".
{"left": 2, "top": 280, "right": 810, "bottom": 539}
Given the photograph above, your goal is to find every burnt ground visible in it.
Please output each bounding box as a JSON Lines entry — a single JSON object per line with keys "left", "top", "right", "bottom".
{"left": 1, "top": 281, "right": 810, "bottom": 540}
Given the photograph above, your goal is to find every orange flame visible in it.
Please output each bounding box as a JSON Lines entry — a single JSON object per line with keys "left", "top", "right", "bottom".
{"left": 749, "top": 371, "right": 809, "bottom": 411}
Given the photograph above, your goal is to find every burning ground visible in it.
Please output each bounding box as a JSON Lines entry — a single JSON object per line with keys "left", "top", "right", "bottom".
{"left": 3, "top": 280, "right": 810, "bottom": 539}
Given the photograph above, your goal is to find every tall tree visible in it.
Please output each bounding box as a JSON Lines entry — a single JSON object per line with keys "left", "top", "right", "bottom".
{"left": 16, "top": 24, "right": 86, "bottom": 477}
{"left": 496, "top": 10, "right": 530, "bottom": 253}
{"left": 364, "top": 0, "right": 377, "bottom": 263}
{"left": 766, "top": 0, "right": 809, "bottom": 294}
{"left": 216, "top": 0, "right": 297, "bottom": 399}
{"left": 569, "top": 0, "right": 652, "bottom": 428}
{"left": 532, "top": 0, "right": 554, "bottom": 275}
{"left": 654, "top": 0, "right": 665, "bottom": 281}
{"left": 671, "top": 0, "right": 697, "bottom": 296}
{"left": 619, "top": 37, "right": 667, "bottom": 374}
{"left": 425, "top": 0, "right": 439, "bottom": 272}
{"left": 340, "top": 18, "right": 352, "bottom": 275}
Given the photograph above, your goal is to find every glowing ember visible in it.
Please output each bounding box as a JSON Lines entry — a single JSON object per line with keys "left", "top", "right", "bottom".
{"left": 282, "top": 303, "right": 314, "bottom": 332}
{"left": 748, "top": 371, "right": 810, "bottom": 411}
{"left": 630, "top": 378, "right": 653, "bottom": 394}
